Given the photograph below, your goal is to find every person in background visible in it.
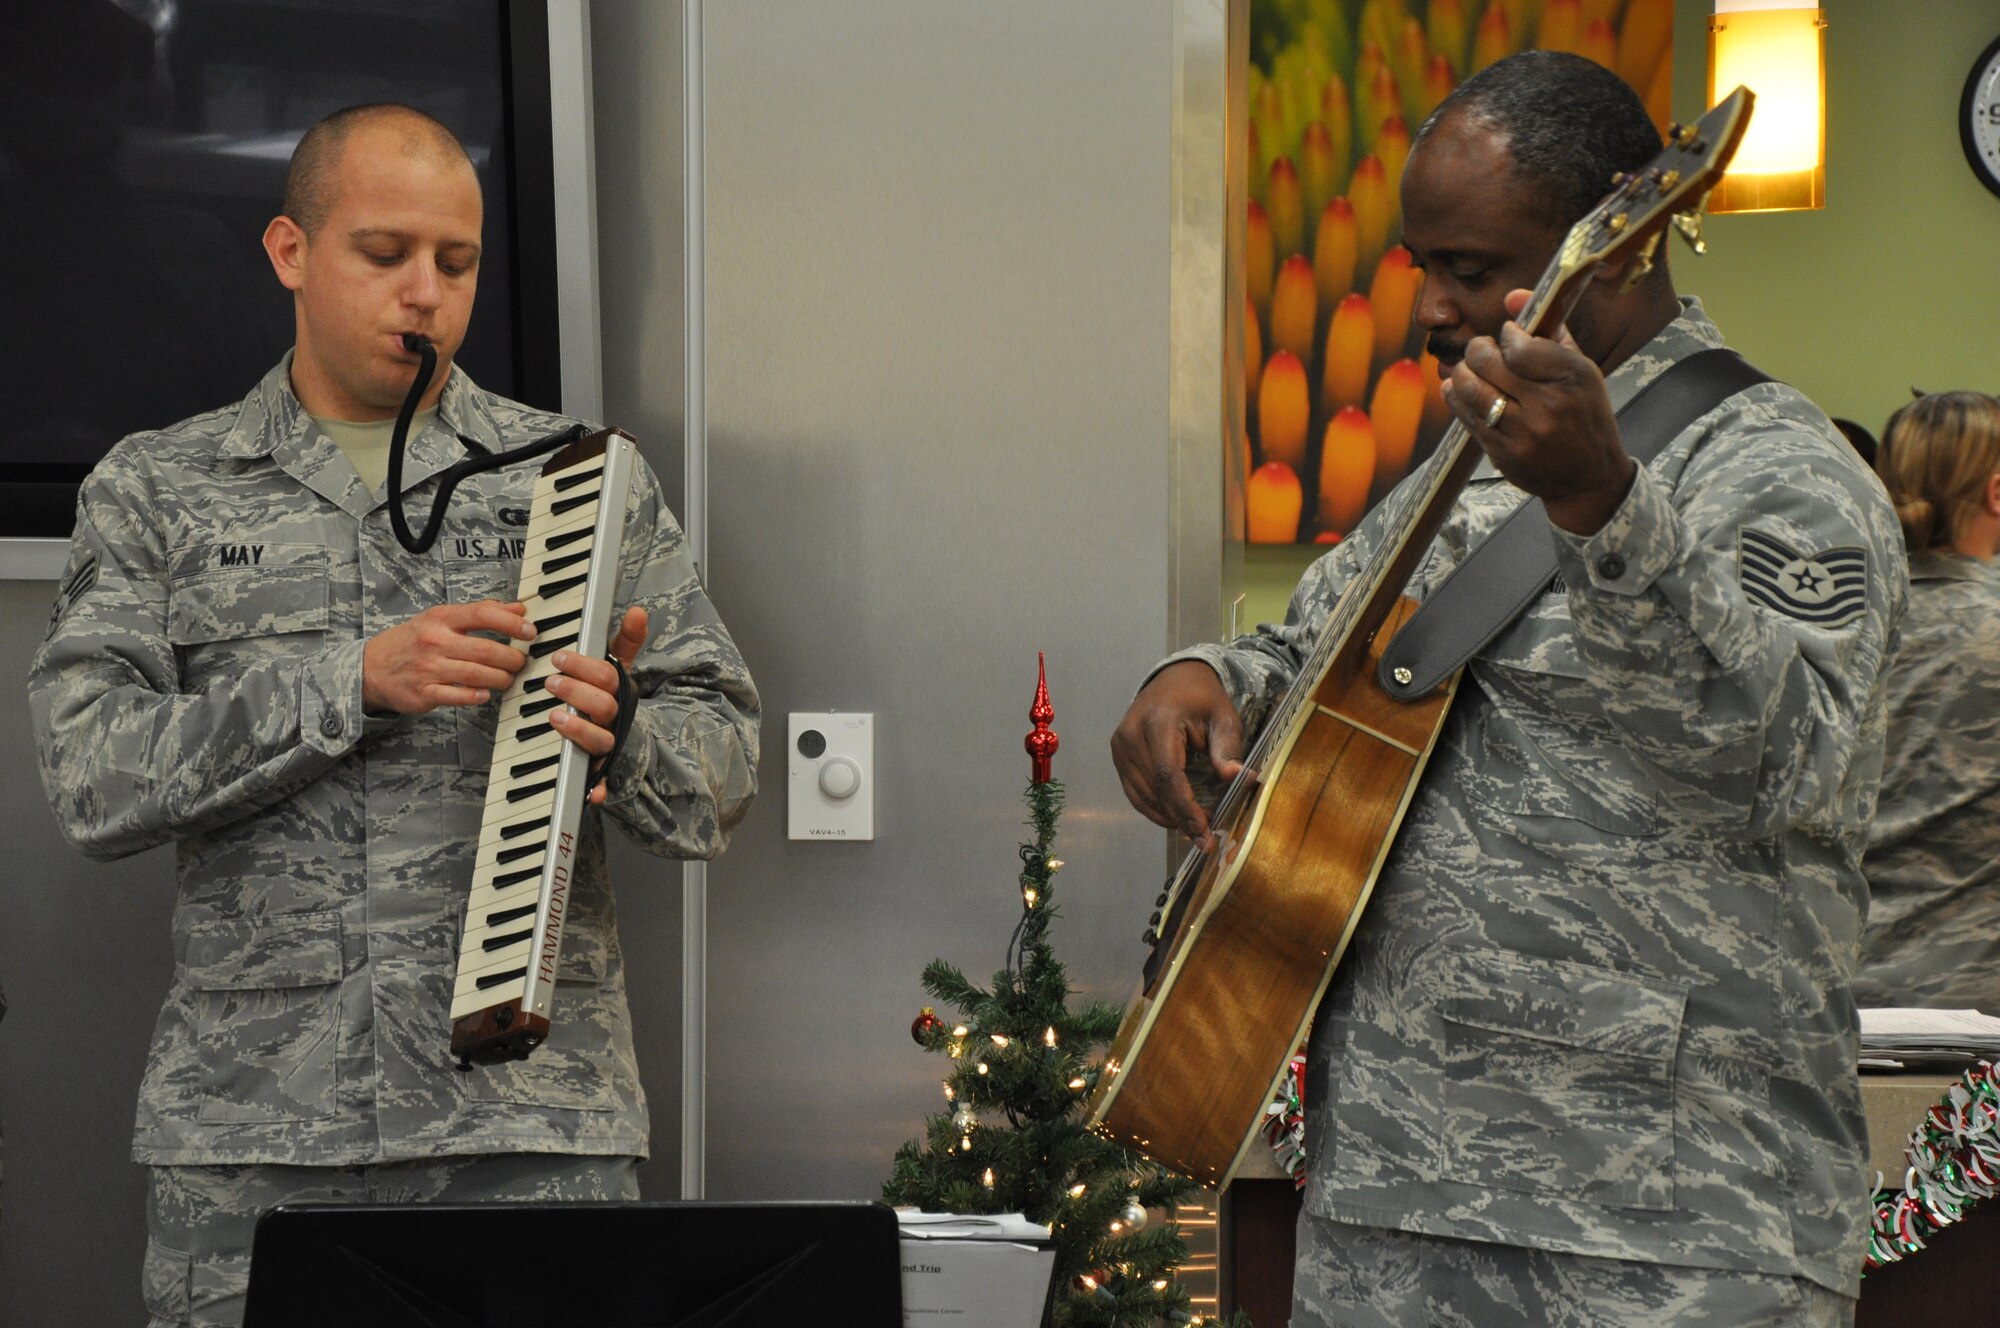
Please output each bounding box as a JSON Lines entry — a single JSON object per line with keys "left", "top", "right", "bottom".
{"left": 29, "top": 103, "right": 758, "bottom": 1328}
{"left": 1112, "top": 53, "right": 1904, "bottom": 1327}
{"left": 1832, "top": 417, "right": 1878, "bottom": 468}
{"left": 1853, "top": 391, "right": 2000, "bottom": 1011}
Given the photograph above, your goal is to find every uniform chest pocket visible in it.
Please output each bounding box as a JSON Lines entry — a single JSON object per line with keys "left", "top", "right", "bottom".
{"left": 1439, "top": 949, "right": 1685, "bottom": 1211}
{"left": 167, "top": 558, "right": 331, "bottom": 686}
{"left": 1460, "top": 653, "right": 1663, "bottom": 837}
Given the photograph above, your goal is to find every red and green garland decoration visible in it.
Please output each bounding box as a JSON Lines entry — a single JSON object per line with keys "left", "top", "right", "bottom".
{"left": 1260, "top": 1054, "right": 1308, "bottom": 1189}
{"left": 1866, "top": 1060, "right": 2000, "bottom": 1269}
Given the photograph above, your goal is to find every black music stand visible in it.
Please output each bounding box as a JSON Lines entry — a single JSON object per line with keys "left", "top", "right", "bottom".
{"left": 242, "top": 1200, "right": 903, "bottom": 1327}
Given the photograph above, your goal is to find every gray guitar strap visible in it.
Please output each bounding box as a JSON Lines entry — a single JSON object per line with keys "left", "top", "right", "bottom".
{"left": 1377, "top": 348, "right": 1773, "bottom": 700}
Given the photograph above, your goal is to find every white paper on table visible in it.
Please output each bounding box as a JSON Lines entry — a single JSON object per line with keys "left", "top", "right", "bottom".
{"left": 896, "top": 1210, "right": 1052, "bottom": 1241}
{"left": 1858, "top": 1008, "right": 2000, "bottom": 1062}
{"left": 898, "top": 1236, "right": 1055, "bottom": 1328}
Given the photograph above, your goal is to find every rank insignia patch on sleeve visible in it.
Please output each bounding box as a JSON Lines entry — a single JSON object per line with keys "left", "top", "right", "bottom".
{"left": 44, "top": 554, "right": 98, "bottom": 639}
{"left": 1738, "top": 527, "right": 1867, "bottom": 628}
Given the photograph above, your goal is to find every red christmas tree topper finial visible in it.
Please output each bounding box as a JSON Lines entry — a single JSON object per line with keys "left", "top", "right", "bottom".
{"left": 1025, "top": 652, "right": 1059, "bottom": 783}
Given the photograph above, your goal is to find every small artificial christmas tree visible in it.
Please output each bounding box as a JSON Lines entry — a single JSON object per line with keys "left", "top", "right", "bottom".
{"left": 883, "top": 657, "right": 1250, "bottom": 1327}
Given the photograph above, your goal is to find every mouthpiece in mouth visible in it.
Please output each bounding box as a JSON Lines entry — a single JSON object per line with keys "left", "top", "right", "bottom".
{"left": 401, "top": 332, "right": 431, "bottom": 353}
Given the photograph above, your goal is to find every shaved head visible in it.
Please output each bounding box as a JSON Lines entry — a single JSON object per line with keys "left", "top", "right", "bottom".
{"left": 282, "top": 103, "right": 475, "bottom": 235}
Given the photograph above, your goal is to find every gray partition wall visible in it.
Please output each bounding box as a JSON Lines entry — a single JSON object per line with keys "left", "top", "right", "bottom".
{"left": 691, "top": 0, "right": 1217, "bottom": 1202}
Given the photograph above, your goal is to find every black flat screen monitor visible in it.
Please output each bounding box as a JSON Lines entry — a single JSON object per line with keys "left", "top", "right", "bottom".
{"left": 1, "top": 0, "right": 563, "bottom": 538}
{"left": 243, "top": 1200, "right": 905, "bottom": 1327}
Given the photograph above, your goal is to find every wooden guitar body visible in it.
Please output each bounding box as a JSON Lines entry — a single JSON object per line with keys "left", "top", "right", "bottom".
{"left": 1088, "top": 597, "right": 1459, "bottom": 1186}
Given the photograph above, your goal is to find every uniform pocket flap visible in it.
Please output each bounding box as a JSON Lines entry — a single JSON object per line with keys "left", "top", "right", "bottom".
{"left": 167, "top": 563, "right": 330, "bottom": 646}
{"left": 184, "top": 911, "right": 344, "bottom": 990}
{"left": 1442, "top": 950, "right": 1685, "bottom": 1062}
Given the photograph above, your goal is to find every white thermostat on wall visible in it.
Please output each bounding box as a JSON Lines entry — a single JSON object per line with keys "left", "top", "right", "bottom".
{"left": 788, "top": 712, "right": 874, "bottom": 841}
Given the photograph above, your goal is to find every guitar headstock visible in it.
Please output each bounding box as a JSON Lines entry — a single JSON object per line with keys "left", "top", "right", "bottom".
{"left": 1541, "top": 86, "right": 1756, "bottom": 308}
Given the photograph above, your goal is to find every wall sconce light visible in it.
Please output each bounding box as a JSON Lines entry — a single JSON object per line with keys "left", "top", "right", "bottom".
{"left": 1707, "top": 2, "right": 1826, "bottom": 213}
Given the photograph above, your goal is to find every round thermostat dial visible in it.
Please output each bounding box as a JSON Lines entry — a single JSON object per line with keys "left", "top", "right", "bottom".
{"left": 818, "top": 757, "right": 861, "bottom": 800}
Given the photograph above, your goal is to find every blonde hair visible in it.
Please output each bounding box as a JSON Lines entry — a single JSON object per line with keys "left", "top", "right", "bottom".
{"left": 1874, "top": 391, "right": 2000, "bottom": 553}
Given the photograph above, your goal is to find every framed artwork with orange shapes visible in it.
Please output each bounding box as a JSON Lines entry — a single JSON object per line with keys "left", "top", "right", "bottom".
{"left": 1240, "top": 0, "right": 1673, "bottom": 546}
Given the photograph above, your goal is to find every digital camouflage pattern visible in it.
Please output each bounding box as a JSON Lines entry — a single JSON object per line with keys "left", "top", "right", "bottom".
{"left": 1163, "top": 301, "right": 1906, "bottom": 1296}
{"left": 1291, "top": 1214, "right": 1852, "bottom": 1328}
{"left": 145, "top": 1153, "right": 639, "bottom": 1328}
{"left": 29, "top": 357, "right": 759, "bottom": 1167}
{"left": 1852, "top": 552, "right": 2000, "bottom": 1010}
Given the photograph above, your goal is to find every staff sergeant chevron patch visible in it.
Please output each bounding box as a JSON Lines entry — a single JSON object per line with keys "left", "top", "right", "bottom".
{"left": 1738, "top": 527, "right": 1868, "bottom": 628}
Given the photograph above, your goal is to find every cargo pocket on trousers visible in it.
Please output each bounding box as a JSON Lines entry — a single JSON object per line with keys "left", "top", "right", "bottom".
{"left": 1439, "top": 949, "right": 1685, "bottom": 1211}
{"left": 185, "top": 911, "right": 343, "bottom": 1125}
{"left": 461, "top": 928, "right": 617, "bottom": 1113}
{"left": 142, "top": 1238, "right": 192, "bottom": 1324}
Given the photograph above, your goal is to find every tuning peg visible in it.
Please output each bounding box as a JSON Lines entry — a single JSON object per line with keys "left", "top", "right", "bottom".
{"left": 1621, "top": 232, "right": 1663, "bottom": 291}
{"left": 1671, "top": 210, "right": 1708, "bottom": 255}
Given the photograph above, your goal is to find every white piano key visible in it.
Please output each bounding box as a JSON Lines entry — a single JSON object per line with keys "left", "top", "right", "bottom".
{"left": 454, "top": 935, "right": 534, "bottom": 980}
{"left": 477, "top": 808, "right": 557, "bottom": 856}
{"left": 451, "top": 980, "right": 526, "bottom": 1019}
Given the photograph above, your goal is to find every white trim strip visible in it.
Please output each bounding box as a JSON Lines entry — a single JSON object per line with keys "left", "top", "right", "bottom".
{"left": 680, "top": 0, "right": 710, "bottom": 1202}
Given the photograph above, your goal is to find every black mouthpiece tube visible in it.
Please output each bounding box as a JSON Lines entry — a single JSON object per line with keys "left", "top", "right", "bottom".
{"left": 385, "top": 335, "right": 438, "bottom": 552}
{"left": 381, "top": 333, "right": 592, "bottom": 555}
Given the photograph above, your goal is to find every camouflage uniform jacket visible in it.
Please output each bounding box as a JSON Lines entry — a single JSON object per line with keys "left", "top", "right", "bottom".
{"left": 29, "top": 357, "right": 759, "bottom": 1167}
{"left": 1167, "top": 301, "right": 1906, "bottom": 1294}
{"left": 1853, "top": 552, "right": 2000, "bottom": 1010}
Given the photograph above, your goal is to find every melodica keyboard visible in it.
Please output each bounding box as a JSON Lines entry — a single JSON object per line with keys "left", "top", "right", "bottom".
{"left": 450, "top": 428, "right": 636, "bottom": 1069}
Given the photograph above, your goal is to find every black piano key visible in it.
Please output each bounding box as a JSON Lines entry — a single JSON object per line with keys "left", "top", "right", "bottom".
{"left": 492, "top": 866, "right": 541, "bottom": 889}
{"left": 524, "top": 676, "right": 547, "bottom": 693}
{"left": 482, "top": 926, "right": 536, "bottom": 953}
{"left": 510, "top": 722, "right": 554, "bottom": 744}
{"left": 496, "top": 840, "right": 542, "bottom": 865}
{"left": 533, "top": 609, "right": 582, "bottom": 635}
{"left": 553, "top": 468, "right": 601, "bottom": 492}
{"left": 509, "top": 754, "right": 560, "bottom": 780}
{"left": 506, "top": 777, "right": 559, "bottom": 803}
{"left": 519, "top": 696, "right": 563, "bottom": 718}
{"left": 499, "top": 815, "right": 551, "bottom": 840}
{"left": 528, "top": 633, "right": 580, "bottom": 660}
{"left": 543, "top": 527, "right": 590, "bottom": 551}
{"left": 540, "top": 551, "right": 590, "bottom": 577}
{"left": 532, "top": 572, "right": 590, "bottom": 599}
{"left": 476, "top": 966, "right": 529, "bottom": 990}
{"left": 551, "top": 489, "right": 600, "bottom": 516}
{"left": 485, "top": 904, "right": 539, "bottom": 928}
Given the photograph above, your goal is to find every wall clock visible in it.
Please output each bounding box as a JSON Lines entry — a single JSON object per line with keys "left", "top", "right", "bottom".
{"left": 1963, "top": 34, "right": 2000, "bottom": 199}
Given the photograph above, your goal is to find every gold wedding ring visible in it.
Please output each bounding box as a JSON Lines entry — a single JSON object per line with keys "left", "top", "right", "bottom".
{"left": 1483, "top": 393, "right": 1509, "bottom": 429}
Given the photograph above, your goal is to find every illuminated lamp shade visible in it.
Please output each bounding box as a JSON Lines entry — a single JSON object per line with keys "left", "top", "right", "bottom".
{"left": 1706, "top": 4, "right": 1825, "bottom": 213}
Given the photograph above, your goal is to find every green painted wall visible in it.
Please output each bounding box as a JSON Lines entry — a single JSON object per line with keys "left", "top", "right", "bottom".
{"left": 1670, "top": 1, "right": 2000, "bottom": 434}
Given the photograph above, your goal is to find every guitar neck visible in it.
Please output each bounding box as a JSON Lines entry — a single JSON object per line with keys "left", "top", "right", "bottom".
{"left": 1330, "top": 250, "right": 1596, "bottom": 675}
